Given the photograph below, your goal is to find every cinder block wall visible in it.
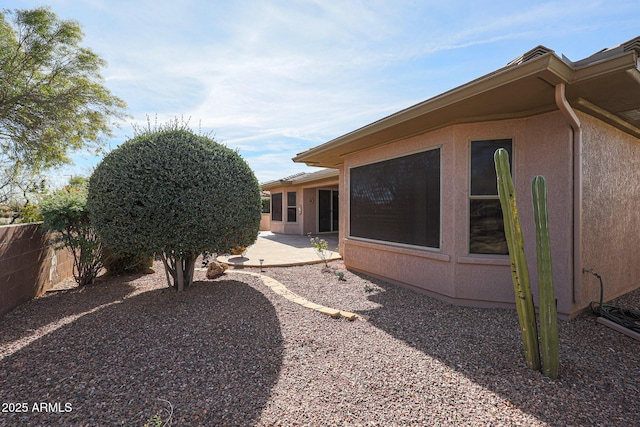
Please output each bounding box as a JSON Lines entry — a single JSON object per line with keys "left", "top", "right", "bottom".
{"left": 0, "top": 223, "right": 74, "bottom": 316}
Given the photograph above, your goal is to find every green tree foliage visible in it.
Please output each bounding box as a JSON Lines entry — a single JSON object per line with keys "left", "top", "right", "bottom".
{"left": 87, "top": 124, "right": 262, "bottom": 291}
{"left": 0, "top": 162, "right": 47, "bottom": 208}
{"left": 101, "top": 248, "right": 152, "bottom": 276}
{"left": 68, "top": 175, "right": 89, "bottom": 188}
{"left": 40, "top": 183, "right": 104, "bottom": 286}
{"left": 0, "top": 162, "right": 47, "bottom": 223}
{"left": 261, "top": 197, "right": 270, "bottom": 213}
{"left": 0, "top": 7, "right": 127, "bottom": 178}
{"left": 15, "top": 202, "right": 43, "bottom": 223}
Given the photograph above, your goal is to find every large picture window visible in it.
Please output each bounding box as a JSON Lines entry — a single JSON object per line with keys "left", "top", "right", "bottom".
{"left": 350, "top": 148, "right": 441, "bottom": 248}
{"left": 271, "top": 193, "right": 283, "bottom": 222}
{"left": 469, "top": 139, "right": 512, "bottom": 255}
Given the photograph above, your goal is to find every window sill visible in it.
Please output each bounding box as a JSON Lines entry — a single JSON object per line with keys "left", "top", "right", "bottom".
{"left": 456, "top": 255, "right": 510, "bottom": 266}
{"left": 345, "top": 238, "right": 450, "bottom": 262}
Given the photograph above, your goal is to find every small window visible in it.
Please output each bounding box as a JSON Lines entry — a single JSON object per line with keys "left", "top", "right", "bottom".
{"left": 469, "top": 139, "right": 512, "bottom": 255}
{"left": 271, "top": 193, "right": 283, "bottom": 222}
{"left": 287, "top": 191, "right": 297, "bottom": 222}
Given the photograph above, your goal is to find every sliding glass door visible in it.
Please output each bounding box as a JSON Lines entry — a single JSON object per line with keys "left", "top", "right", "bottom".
{"left": 318, "top": 189, "right": 339, "bottom": 233}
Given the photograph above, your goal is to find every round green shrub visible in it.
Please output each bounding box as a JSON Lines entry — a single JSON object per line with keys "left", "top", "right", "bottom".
{"left": 87, "top": 128, "right": 261, "bottom": 288}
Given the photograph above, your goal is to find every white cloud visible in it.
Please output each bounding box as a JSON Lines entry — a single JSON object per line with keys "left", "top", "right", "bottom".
{"left": 6, "top": 0, "right": 640, "bottom": 184}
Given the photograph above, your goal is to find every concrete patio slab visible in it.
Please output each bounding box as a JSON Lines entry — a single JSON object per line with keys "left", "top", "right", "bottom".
{"left": 217, "top": 231, "right": 341, "bottom": 268}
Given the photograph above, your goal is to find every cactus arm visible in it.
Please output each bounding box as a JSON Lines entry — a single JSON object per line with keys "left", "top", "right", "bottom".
{"left": 532, "top": 175, "right": 559, "bottom": 379}
{"left": 494, "top": 148, "right": 541, "bottom": 371}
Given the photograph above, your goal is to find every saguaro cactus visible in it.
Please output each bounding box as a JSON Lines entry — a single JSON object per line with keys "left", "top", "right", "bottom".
{"left": 494, "top": 148, "right": 541, "bottom": 371}
{"left": 532, "top": 176, "right": 559, "bottom": 379}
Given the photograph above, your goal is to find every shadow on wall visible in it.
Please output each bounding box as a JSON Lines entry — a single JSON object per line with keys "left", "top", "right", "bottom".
{"left": 0, "top": 277, "right": 284, "bottom": 425}
{"left": 350, "top": 270, "right": 640, "bottom": 427}
{"left": 0, "top": 223, "right": 74, "bottom": 316}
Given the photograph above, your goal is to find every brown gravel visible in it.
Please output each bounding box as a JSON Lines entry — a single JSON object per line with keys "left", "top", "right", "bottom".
{"left": 0, "top": 260, "right": 638, "bottom": 426}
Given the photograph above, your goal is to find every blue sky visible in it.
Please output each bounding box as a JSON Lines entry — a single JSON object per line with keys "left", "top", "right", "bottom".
{"left": 5, "top": 0, "right": 640, "bottom": 184}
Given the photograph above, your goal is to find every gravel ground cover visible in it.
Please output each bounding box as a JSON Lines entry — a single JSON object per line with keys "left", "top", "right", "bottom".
{"left": 0, "top": 260, "right": 638, "bottom": 426}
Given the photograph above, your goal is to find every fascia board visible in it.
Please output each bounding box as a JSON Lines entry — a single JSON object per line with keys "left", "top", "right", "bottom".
{"left": 572, "top": 51, "right": 638, "bottom": 83}
{"left": 261, "top": 171, "right": 339, "bottom": 190}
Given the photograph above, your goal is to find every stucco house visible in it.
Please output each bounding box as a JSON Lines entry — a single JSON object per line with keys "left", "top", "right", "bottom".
{"left": 292, "top": 37, "right": 640, "bottom": 319}
{"left": 261, "top": 168, "right": 339, "bottom": 235}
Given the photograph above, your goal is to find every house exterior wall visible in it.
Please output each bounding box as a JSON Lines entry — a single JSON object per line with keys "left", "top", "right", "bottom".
{"left": 259, "top": 213, "right": 270, "bottom": 231}
{"left": 303, "top": 188, "right": 316, "bottom": 234}
{"left": 341, "top": 111, "right": 579, "bottom": 317}
{"left": 268, "top": 187, "right": 303, "bottom": 235}
{"left": 580, "top": 112, "right": 640, "bottom": 308}
{"left": 268, "top": 180, "right": 339, "bottom": 236}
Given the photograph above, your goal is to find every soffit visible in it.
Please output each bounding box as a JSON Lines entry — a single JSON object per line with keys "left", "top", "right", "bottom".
{"left": 567, "top": 53, "right": 640, "bottom": 136}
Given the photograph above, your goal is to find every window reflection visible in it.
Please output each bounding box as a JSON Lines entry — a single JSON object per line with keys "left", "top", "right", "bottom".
{"left": 469, "top": 139, "right": 512, "bottom": 255}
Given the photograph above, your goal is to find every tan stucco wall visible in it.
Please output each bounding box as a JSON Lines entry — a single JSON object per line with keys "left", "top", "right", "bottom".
{"left": 580, "top": 112, "right": 640, "bottom": 307}
{"left": 268, "top": 187, "right": 303, "bottom": 235}
{"left": 268, "top": 180, "right": 339, "bottom": 236}
{"left": 303, "top": 188, "right": 317, "bottom": 234}
{"left": 259, "top": 213, "right": 270, "bottom": 231}
{"left": 342, "top": 111, "right": 578, "bottom": 316}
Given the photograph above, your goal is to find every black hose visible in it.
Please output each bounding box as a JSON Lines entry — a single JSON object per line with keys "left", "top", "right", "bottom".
{"left": 584, "top": 269, "right": 640, "bottom": 334}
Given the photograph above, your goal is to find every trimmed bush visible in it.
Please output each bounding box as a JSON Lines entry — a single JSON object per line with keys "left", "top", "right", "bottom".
{"left": 87, "top": 125, "right": 261, "bottom": 290}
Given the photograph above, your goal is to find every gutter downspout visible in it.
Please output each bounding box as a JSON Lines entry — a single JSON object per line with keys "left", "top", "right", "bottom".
{"left": 554, "top": 83, "right": 582, "bottom": 305}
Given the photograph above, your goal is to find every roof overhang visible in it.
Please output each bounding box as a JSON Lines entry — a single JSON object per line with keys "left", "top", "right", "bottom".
{"left": 260, "top": 168, "right": 339, "bottom": 191}
{"left": 294, "top": 47, "right": 640, "bottom": 168}
{"left": 568, "top": 52, "right": 640, "bottom": 135}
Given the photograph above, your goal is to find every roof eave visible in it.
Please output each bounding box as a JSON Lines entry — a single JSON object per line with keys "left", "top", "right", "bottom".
{"left": 260, "top": 169, "right": 340, "bottom": 191}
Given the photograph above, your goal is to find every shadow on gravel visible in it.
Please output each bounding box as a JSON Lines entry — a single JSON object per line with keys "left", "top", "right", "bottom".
{"left": 352, "top": 271, "right": 640, "bottom": 427}
{"left": 0, "top": 278, "right": 284, "bottom": 426}
{"left": 0, "top": 276, "right": 139, "bottom": 348}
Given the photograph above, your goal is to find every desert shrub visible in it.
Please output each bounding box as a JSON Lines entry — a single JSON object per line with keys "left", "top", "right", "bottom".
{"left": 309, "top": 235, "right": 329, "bottom": 267}
{"left": 87, "top": 124, "right": 261, "bottom": 290}
{"left": 40, "top": 184, "right": 103, "bottom": 286}
{"left": 16, "top": 203, "right": 43, "bottom": 223}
